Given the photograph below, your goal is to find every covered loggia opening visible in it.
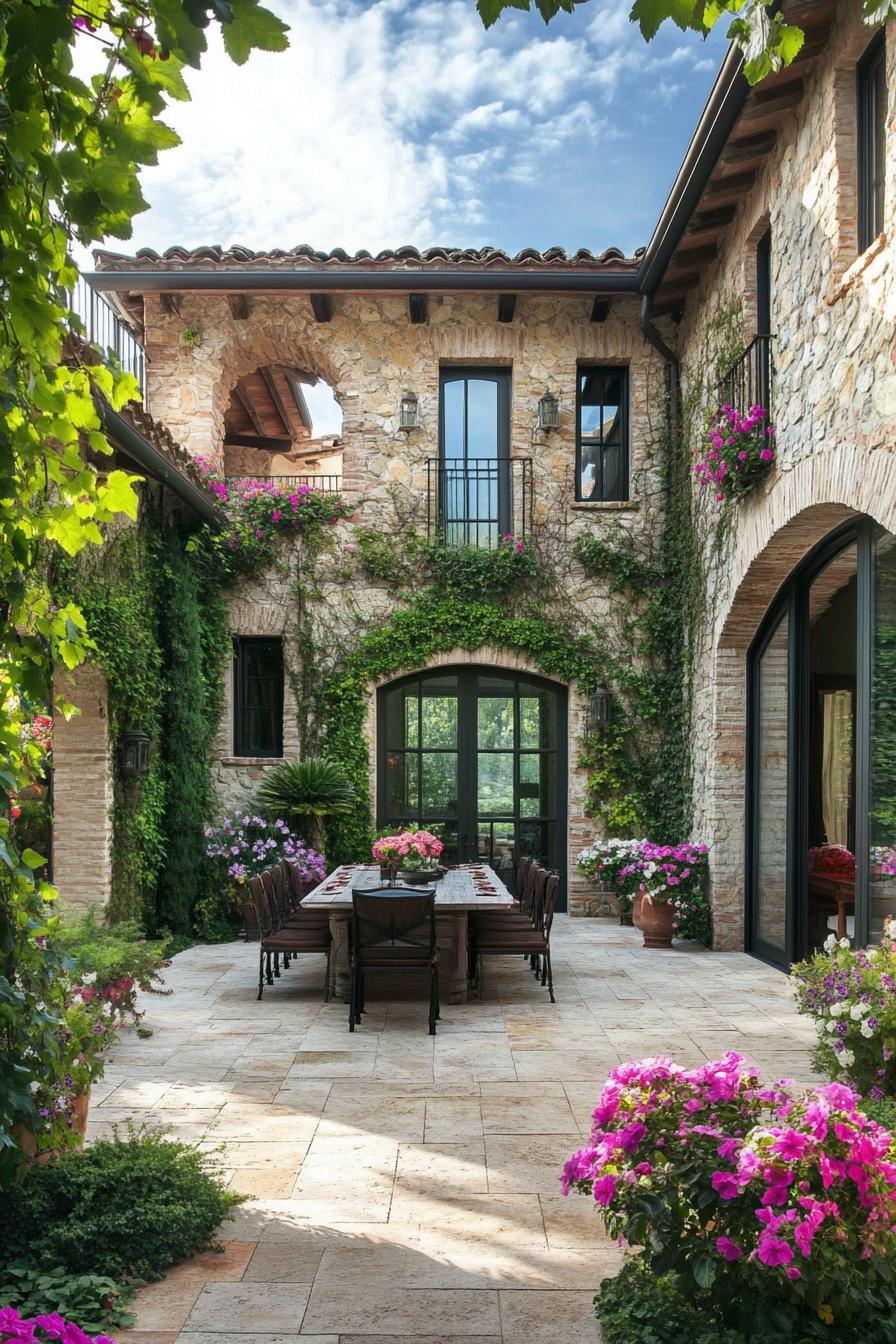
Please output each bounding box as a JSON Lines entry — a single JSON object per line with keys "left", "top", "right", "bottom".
{"left": 221, "top": 363, "right": 343, "bottom": 487}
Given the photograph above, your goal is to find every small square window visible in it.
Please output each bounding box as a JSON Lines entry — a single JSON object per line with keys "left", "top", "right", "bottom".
{"left": 233, "top": 637, "right": 283, "bottom": 758}
{"left": 857, "top": 31, "right": 886, "bottom": 254}
{"left": 576, "top": 366, "right": 629, "bottom": 502}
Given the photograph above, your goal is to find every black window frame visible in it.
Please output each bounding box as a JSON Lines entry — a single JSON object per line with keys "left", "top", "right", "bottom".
{"left": 233, "top": 636, "right": 284, "bottom": 759}
{"left": 437, "top": 367, "right": 512, "bottom": 546}
{"left": 575, "top": 364, "right": 629, "bottom": 503}
{"left": 857, "top": 30, "right": 887, "bottom": 255}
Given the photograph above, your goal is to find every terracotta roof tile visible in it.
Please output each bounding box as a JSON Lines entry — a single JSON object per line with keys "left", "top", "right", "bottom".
{"left": 94, "top": 243, "right": 643, "bottom": 274}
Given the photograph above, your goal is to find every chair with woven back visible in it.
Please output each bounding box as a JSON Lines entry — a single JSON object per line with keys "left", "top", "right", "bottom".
{"left": 349, "top": 888, "right": 439, "bottom": 1035}
{"left": 474, "top": 869, "right": 558, "bottom": 1003}
{"left": 249, "top": 872, "right": 331, "bottom": 1002}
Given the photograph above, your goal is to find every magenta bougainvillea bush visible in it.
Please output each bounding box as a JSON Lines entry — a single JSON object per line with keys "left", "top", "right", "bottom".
{"left": 0, "top": 1309, "right": 116, "bottom": 1344}
{"left": 693, "top": 405, "right": 775, "bottom": 503}
{"left": 563, "top": 1053, "right": 896, "bottom": 1331}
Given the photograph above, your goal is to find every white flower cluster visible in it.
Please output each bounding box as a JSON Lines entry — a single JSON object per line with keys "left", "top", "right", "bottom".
{"left": 822, "top": 933, "right": 851, "bottom": 953}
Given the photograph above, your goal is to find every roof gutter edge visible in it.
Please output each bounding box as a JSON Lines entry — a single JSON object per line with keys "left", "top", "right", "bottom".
{"left": 638, "top": 40, "right": 751, "bottom": 297}
{"left": 101, "top": 402, "right": 226, "bottom": 529}
{"left": 84, "top": 269, "right": 642, "bottom": 295}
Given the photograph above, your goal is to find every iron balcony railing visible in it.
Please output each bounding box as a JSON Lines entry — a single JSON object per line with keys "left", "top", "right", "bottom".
{"left": 717, "top": 333, "right": 773, "bottom": 416}
{"left": 225, "top": 474, "right": 343, "bottom": 494}
{"left": 68, "top": 278, "right": 148, "bottom": 404}
{"left": 426, "top": 457, "right": 533, "bottom": 548}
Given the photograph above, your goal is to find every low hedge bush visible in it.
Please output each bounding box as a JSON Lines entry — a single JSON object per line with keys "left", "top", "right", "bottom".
{"left": 0, "top": 1128, "right": 241, "bottom": 1282}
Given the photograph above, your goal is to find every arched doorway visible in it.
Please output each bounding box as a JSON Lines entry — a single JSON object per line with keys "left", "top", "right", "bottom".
{"left": 377, "top": 667, "right": 568, "bottom": 909}
{"left": 746, "top": 517, "right": 896, "bottom": 965}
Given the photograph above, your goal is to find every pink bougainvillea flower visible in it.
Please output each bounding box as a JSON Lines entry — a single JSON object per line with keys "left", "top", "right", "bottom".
{"left": 756, "top": 1234, "right": 794, "bottom": 1267}
{"left": 716, "top": 1236, "right": 743, "bottom": 1261}
{"left": 711, "top": 1170, "right": 740, "bottom": 1200}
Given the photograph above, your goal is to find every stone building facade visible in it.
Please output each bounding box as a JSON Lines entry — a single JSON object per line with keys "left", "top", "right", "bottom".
{"left": 77, "top": 0, "right": 894, "bottom": 958}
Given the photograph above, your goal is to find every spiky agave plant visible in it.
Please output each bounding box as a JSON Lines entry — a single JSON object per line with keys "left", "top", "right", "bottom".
{"left": 255, "top": 758, "right": 355, "bottom": 850}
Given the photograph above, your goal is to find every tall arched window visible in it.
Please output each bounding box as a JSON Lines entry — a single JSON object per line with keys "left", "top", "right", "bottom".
{"left": 747, "top": 518, "right": 896, "bottom": 965}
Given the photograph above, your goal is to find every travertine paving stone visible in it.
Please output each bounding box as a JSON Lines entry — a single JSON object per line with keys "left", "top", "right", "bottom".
{"left": 105, "top": 919, "right": 818, "bottom": 1342}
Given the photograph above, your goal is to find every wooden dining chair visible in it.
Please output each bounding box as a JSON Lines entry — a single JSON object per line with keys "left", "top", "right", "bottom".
{"left": 349, "top": 888, "right": 439, "bottom": 1035}
{"left": 474, "top": 871, "right": 558, "bottom": 1003}
{"left": 249, "top": 873, "right": 332, "bottom": 1001}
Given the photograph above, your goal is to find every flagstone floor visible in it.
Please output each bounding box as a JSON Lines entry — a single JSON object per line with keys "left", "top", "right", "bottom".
{"left": 95, "top": 917, "right": 820, "bottom": 1344}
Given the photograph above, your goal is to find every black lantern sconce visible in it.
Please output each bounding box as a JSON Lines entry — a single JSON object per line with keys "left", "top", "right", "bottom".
{"left": 121, "top": 728, "right": 151, "bottom": 778}
{"left": 399, "top": 391, "right": 420, "bottom": 431}
{"left": 537, "top": 390, "right": 560, "bottom": 433}
{"left": 585, "top": 686, "right": 613, "bottom": 736}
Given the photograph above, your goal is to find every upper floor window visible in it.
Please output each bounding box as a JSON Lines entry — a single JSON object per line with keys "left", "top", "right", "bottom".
{"left": 576, "top": 366, "right": 628, "bottom": 503}
{"left": 233, "top": 637, "right": 283, "bottom": 758}
{"left": 438, "top": 368, "right": 511, "bottom": 547}
{"left": 857, "top": 31, "right": 886, "bottom": 254}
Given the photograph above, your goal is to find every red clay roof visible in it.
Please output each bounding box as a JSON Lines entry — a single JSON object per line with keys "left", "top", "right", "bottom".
{"left": 94, "top": 243, "right": 643, "bottom": 274}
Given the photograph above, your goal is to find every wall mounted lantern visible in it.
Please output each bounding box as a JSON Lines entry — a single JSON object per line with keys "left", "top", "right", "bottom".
{"left": 537, "top": 390, "right": 560, "bottom": 432}
{"left": 121, "top": 728, "right": 151, "bottom": 778}
{"left": 399, "top": 391, "right": 420, "bottom": 431}
{"left": 585, "top": 686, "right": 613, "bottom": 736}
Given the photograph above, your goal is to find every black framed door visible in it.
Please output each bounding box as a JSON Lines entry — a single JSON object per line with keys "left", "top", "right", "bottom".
{"left": 377, "top": 667, "right": 568, "bottom": 909}
{"left": 745, "top": 518, "right": 886, "bottom": 967}
{"left": 439, "top": 368, "right": 511, "bottom": 547}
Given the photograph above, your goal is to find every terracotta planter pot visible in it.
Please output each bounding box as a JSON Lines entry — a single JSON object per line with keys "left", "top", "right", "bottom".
{"left": 632, "top": 894, "right": 676, "bottom": 948}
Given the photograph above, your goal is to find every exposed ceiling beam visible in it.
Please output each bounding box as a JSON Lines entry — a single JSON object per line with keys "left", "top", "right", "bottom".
{"left": 260, "top": 365, "right": 294, "bottom": 437}
{"left": 684, "top": 205, "right": 737, "bottom": 237}
{"left": 309, "top": 293, "right": 332, "bottom": 322}
{"left": 720, "top": 131, "right": 777, "bottom": 166}
{"left": 234, "top": 385, "right": 267, "bottom": 439}
{"left": 702, "top": 170, "right": 757, "bottom": 203}
{"left": 408, "top": 293, "right": 428, "bottom": 324}
{"left": 497, "top": 293, "right": 516, "bottom": 323}
{"left": 286, "top": 375, "right": 312, "bottom": 432}
{"left": 590, "top": 298, "right": 611, "bottom": 323}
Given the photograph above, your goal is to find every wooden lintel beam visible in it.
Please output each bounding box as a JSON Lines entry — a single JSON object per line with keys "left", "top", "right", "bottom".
{"left": 310, "top": 293, "right": 332, "bottom": 323}
{"left": 408, "top": 293, "right": 428, "bottom": 324}
{"left": 260, "top": 365, "right": 294, "bottom": 437}
{"left": 590, "top": 298, "right": 611, "bottom": 323}
{"left": 497, "top": 293, "right": 517, "bottom": 323}
{"left": 225, "top": 433, "right": 292, "bottom": 450}
{"left": 227, "top": 294, "right": 251, "bottom": 320}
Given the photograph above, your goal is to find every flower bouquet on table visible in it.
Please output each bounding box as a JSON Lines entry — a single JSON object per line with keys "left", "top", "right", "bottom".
{"left": 372, "top": 830, "right": 445, "bottom": 885}
{"left": 808, "top": 843, "right": 856, "bottom": 880}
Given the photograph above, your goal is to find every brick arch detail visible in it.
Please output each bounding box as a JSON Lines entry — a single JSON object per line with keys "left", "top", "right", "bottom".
{"left": 704, "top": 444, "right": 896, "bottom": 950}
{"left": 365, "top": 645, "right": 595, "bottom": 914}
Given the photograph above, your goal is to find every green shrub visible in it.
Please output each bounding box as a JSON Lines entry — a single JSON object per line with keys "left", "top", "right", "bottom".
{"left": 0, "top": 1128, "right": 241, "bottom": 1282}
{"left": 595, "top": 1258, "right": 896, "bottom": 1344}
{"left": 595, "top": 1261, "right": 747, "bottom": 1344}
{"left": 0, "top": 1262, "right": 134, "bottom": 1334}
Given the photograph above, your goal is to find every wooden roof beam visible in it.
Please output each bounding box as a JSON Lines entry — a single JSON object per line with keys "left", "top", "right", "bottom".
{"left": 720, "top": 131, "right": 777, "bottom": 166}
{"left": 225, "top": 433, "right": 292, "bottom": 450}
{"left": 497, "top": 293, "right": 517, "bottom": 323}
{"left": 310, "top": 293, "right": 332, "bottom": 322}
{"left": 234, "top": 385, "right": 268, "bottom": 440}
{"left": 260, "top": 365, "right": 295, "bottom": 437}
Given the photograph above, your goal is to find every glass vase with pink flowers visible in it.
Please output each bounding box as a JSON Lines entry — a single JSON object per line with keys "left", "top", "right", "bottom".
{"left": 371, "top": 829, "right": 445, "bottom": 885}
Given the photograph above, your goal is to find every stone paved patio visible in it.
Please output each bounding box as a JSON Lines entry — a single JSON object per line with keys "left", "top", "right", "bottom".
{"left": 95, "top": 918, "right": 820, "bottom": 1344}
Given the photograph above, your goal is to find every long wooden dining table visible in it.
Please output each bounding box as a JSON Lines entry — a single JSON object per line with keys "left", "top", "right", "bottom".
{"left": 301, "top": 863, "right": 515, "bottom": 1003}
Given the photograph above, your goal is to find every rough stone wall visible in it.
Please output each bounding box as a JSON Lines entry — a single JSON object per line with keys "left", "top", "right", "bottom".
{"left": 678, "top": 3, "right": 896, "bottom": 947}
{"left": 143, "top": 290, "right": 673, "bottom": 907}
{"left": 52, "top": 663, "right": 113, "bottom": 911}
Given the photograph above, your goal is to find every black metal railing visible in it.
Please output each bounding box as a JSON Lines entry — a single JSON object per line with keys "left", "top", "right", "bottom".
{"left": 717, "top": 333, "right": 773, "bottom": 416}
{"left": 426, "top": 457, "right": 533, "bottom": 548}
{"left": 224, "top": 474, "right": 343, "bottom": 494}
{"left": 68, "top": 278, "right": 147, "bottom": 404}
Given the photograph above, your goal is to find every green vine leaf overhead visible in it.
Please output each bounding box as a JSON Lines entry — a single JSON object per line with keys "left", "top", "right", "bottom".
{"left": 475, "top": 0, "right": 893, "bottom": 85}
{"left": 0, "top": 0, "right": 288, "bottom": 1000}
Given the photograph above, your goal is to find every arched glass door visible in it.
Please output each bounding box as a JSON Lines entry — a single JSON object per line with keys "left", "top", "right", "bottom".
{"left": 747, "top": 518, "right": 896, "bottom": 966}
{"left": 377, "top": 667, "right": 568, "bottom": 909}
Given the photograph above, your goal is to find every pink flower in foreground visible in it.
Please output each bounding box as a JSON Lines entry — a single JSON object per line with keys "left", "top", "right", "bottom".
{"left": 756, "top": 1234, "right": 794, "bottom": 1267}
{"left": 716, "top": 1236, "right": 742, "bottom": 1261}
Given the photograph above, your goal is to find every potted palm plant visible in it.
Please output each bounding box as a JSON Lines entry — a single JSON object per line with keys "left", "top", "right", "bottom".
{"left": 256, "top": 758, "right": 355, "bottom": 851}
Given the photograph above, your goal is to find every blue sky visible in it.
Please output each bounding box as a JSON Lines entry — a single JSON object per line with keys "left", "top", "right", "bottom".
{"left": 125, "top": 0, "right": 729, "bottom": 259}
